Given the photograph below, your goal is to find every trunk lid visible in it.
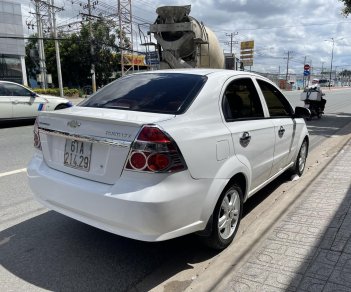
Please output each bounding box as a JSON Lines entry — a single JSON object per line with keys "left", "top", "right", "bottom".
{"left": 37, "top": 107, "right": 175, "bottom": 184}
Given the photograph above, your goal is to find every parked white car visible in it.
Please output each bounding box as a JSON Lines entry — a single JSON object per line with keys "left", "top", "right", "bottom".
{"left": 0, "top": 81, "right": 72, "bottom": 121}
{"left": 27, "top": 69, "right": 310, "bottom": 250}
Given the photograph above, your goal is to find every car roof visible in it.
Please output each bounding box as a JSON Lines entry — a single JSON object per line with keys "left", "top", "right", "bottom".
{"left": 0, "top": 80, "right": 24, "bottom": 86}
{"left": 131, "top": 68, "right": 270, "bottom": 80}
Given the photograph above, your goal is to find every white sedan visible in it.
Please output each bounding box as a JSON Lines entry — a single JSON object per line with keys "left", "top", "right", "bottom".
{"left": 27, "top": 69, "right": 310, "bottom": 250}
{"left": 0, "top": 81, "right": 72, "bottom": 121}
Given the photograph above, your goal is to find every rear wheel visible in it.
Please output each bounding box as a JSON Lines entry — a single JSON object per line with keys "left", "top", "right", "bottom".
{"left": 306, "top": 110, "right": 312, "bottom": 121}
{"left": 291, "top": 139, "right": 308, "bottom": 176}
{"left": 317, "top": 108, "right": 322, "bottom": 119}
{"left": 203, "top": 184, "right": 243, "bottom": 250}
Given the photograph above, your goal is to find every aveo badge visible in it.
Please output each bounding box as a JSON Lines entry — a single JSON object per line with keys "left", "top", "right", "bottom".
{"left": 67, "top": 120, "right": 81, "bottom": 128}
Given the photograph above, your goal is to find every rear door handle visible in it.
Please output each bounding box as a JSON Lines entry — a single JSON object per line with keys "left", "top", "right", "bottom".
{"left": 12, "top": 100, "right": 19, "bottom": 104}
{"left": 278, "top": 126, "right": 285, "bottom": 137}
{"left": 240, "top": 132, "right": 251, "bottom": 147}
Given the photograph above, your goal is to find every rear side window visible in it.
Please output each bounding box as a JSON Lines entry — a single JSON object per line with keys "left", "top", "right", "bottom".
{"left": 80, "top": 73, "right": 207, "bottom": 114}
{"left": 4, "top": 83, "right": 32, "bottom": 97}
{"left": 0, "top": 84, "right": 11, "bottom": 96}
{"left": 222, "top": 78, "right": 264, "bottom": 121}
{"left": 257, "top": 79, "right": 293, "bottom": 117}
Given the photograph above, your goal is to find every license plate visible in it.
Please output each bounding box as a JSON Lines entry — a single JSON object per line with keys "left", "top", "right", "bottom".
{"left": 304, "top": 104, "right": 310, "bottom": 109}
{"left": 64, "top": 139, "right": 92, "bottom": 171}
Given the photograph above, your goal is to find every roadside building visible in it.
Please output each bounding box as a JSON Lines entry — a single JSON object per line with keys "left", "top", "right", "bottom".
{"left": 0, "top": 0, "right": 27, "bottom": 85}
{"left": 224, "top": 53, "right": 240, "bottom": 70}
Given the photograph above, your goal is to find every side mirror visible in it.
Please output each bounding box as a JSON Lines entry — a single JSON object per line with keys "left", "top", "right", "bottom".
{"left": 30, "top": 91, "right": 38, "bottom": 98}
{"left": 294, "top": 106, "right": 310, "bottom": 119}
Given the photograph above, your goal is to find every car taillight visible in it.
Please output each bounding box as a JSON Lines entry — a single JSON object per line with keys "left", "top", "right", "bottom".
{"left": 125, "top": 125, "right": 187, "bottom": 173}
{"left": 34, "top": 117, "right": 42, "bottom": 150}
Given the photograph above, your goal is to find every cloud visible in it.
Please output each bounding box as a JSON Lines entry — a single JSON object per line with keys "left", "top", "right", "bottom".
{"left": 15, "top": 0, "right": 351, "bottom": 74}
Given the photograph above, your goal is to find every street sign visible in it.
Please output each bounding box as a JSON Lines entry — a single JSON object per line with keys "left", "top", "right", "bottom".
{"left": 242, "top": 59, "right": 253, "bottom": 66}
{"left": 240, "top": 52, "right": 254, "bottom": 59}
{"left": 304, "top": 64, "right": 310, "bottom": 70}
{"left": 240, "top": 40, "right": 254, "bottom": 50}
{"left": 240, "top": 40, "right": 254, "bottom": 67}
{"left": 303, "top": 70, "right": 310, "bottom": 76}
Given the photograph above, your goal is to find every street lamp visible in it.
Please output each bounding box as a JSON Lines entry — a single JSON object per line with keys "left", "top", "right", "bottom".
{"left": 325, "top": 37, "right": 343, "bottom": 87}
{"left": 328, "top": 38, "right": 334, "bottom": 88}
{"left": 321, "top": 61, "right": 325, "bottom": 77}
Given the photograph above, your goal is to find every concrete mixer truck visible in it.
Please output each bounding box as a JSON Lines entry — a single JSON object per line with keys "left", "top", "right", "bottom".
{"left": 149, "top": 5, "right": 226, "bottom": 69}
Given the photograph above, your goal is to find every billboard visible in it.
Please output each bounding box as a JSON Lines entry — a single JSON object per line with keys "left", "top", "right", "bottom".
{"left": 240, "top": 52, "right": 254, "bottom": 60}
{"left": 122, "top": 54, "right": 146, "bottom": 66}
{"left": 241, "top": 59, "right": 253, "bottom": 66}
{"left": 240, "top": 40, "right": 254, "bottom": 67}
{"left": 240, "top": 41, "right": 254, "bottom": 50}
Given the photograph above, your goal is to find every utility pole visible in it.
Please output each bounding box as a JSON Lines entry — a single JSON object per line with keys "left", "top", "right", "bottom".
{"left": 50, "top": 0, "right": 63, "bottom": 97}
{"left": 309, "top": 59, "right": 312, "bottom": 85}
{"left": 329, "top": 37, "right": 335, "bottom": 88}
{"left": 285, "top": 51, "right": 292, "bottom": 81}
{"left": 118, "top": 0, "right": 133, "bottom": 76}
{"left": 34, "top": 0, "right": 47, "bottom": 89}
{"left": 225, "top": 32, "right": 238, "bottom": 54}
{"left": 88, "top": 0, "right": 97, "bottom": 93}
{"left": 33, "top": 0, "right": 63, "bottom": 90}
{"left": 303, "top": 56, "right": 306, "bottom": 88}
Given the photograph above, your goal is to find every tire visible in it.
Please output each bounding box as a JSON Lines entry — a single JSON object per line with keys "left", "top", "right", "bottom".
{"left": 82, "top": 85, "right": 93, "bottom": 95}
{"left": 202, "top": 184, "right": 243, "bottom": 250}
{"left": 291, "top": 139, "right": 308, "bottom": 176}
{"left": 317, "top": 107, "right": 322, "bottom": 119}
{"left": 306, "top": 110, "right": 312, "bottom": 121}
{"left": 55, "top": 104, "right": 69, "bottom": 110}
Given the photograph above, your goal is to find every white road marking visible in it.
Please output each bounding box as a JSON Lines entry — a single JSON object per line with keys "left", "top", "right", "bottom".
{"left": 0, "top": 168, "right": 27, "bottom": 178}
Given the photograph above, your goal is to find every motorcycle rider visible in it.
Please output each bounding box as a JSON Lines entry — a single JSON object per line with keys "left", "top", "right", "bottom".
{"left": 309, "top": 83, "right": 326, "bottom": 113}
{"left": 302, "top": 82, "right": 327, "bottom": 119}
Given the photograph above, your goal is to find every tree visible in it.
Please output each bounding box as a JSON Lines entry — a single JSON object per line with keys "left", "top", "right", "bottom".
{"left": 339, "top": 69, "right": 351, "bottom": 77}
{"left": 340, "top": 0, "right": 351, "bottom": 16}
{"left": 58, "top": 31, "right": 91, "bottom": 87}
{"left": 25, "top": 35, "right": 40, "bottom": 83}
{"left": 86, "top": 19, "right": 119, "bottom": 86}
{"left": 25, "top": 18, "right": 121, "bottom": 88}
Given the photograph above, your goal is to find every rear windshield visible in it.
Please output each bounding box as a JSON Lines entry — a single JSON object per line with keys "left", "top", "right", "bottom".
{"left": 80, "top": 73, "right": 207, "bottom": 114}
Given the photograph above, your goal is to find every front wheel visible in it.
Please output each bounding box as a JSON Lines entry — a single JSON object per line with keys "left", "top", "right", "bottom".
{"left": 202, "top": 184, "right": 243, "bottom": 250}
{"left": 55, "top": 104, "right": 69, "bottom": 110}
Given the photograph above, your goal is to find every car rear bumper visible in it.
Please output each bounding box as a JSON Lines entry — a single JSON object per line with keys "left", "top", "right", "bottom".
{"left": 27, "top": 152, "right": 225, "bottom": 241}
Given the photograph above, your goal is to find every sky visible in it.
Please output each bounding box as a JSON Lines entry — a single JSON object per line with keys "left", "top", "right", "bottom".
{"left": 14, "top": 0, "right": 351, "bottom": 76}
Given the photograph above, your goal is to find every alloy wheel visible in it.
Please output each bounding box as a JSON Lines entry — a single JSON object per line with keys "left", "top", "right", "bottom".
{"left": 298, "top": 142, "right": 307, "bottom": 174}
{"left": 218, "top": 188, "right": 241, "bottom": 240}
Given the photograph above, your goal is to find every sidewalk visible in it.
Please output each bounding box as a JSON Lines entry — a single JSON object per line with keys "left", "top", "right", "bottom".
{"left": 218, "top": 139, "right": 351, "bottom": 291}
{"left": 69, "top": 96, "right": 85, "bottom": 105}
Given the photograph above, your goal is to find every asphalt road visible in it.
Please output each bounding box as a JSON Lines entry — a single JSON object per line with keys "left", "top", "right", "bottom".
{"left": 0, "top": 88, "right": 350, "bottom": 292}
{"left": 284, "top": 87, "right": 351, "bottom": 150}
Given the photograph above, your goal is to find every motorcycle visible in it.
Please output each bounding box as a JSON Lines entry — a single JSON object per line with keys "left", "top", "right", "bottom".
{"left": 300, "top": 85, "right": 326, "bottom": 120}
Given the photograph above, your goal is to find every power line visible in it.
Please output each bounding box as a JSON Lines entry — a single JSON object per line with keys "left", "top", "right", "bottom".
{"left": 221, "top": 21, "right": 351, "bottom": 32}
